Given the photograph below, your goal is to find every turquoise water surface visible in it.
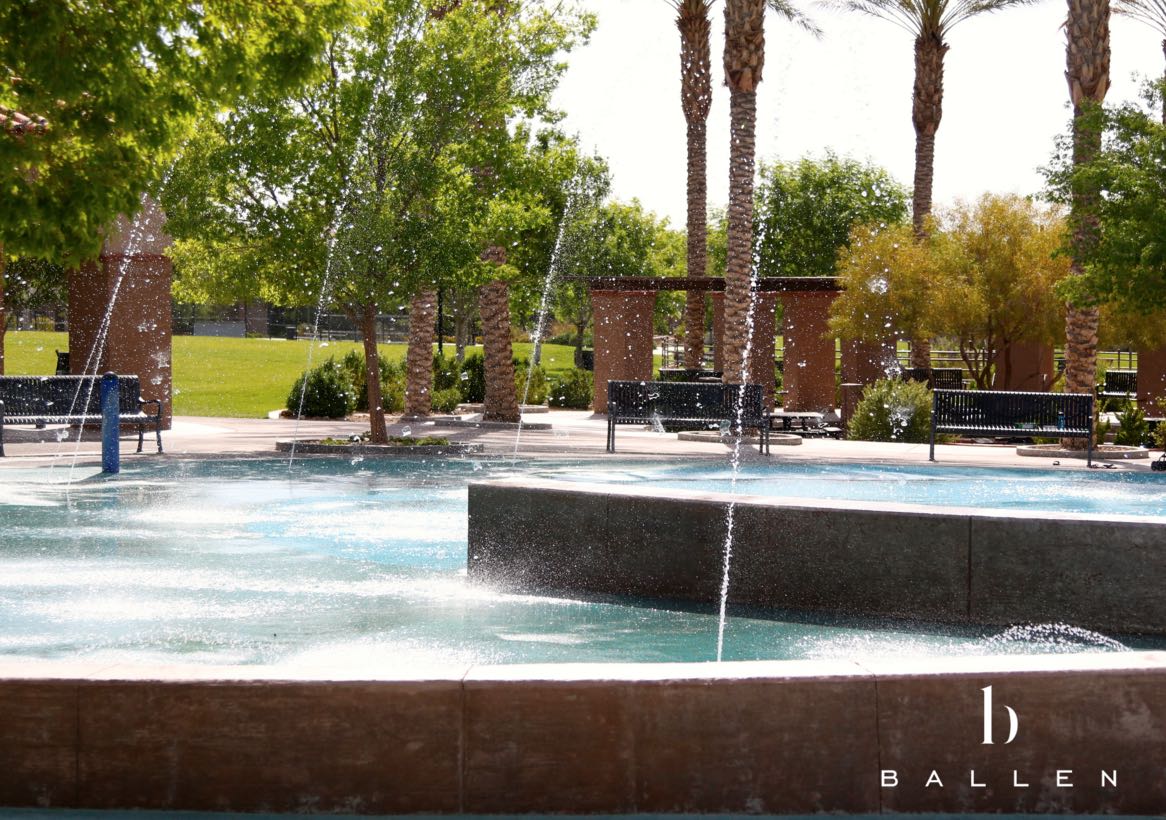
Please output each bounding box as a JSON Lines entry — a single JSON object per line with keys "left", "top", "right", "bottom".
{"left": 0, "top": 457, "right": 1158, "bottom": 668}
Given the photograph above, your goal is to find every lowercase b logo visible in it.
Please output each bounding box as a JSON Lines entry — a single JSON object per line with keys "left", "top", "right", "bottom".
{"left": 982, "top": 685, "right": 1018, "bottom": 745}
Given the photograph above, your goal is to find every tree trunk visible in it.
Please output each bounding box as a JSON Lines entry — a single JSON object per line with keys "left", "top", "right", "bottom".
{"left": 451, "top": 288, "right": 475, "bottom": 363}
{"left": 679, "top": 0, "right": 712, "bottom": 371}
{"left": 574, "top": 321, "right": 585, "bottom": 364}
{"left": 683, "top": 120, "right": 708, "bottom": 370}
{"left": 909, "top": 33, "right": 948, "bottom": 371}
{"left": 0, "top": 250, "right": 6, "bottom": 376}
{"left": 722, "top": 87, "right": 758, "bottom": 384}
{"left": 721, "top": 0, "right": 765, "bottom": 384}
{"left": 1063, "top": 0, "right": 1111, "bottom": 445}
{"left": 404, "top": 289, "right": 437, "bottom": 417}
{"left": 480, "top": 279, "right": 520, "bottom": 422}
{"left": 360, "top": 303, "right": 388, "bottom": 443}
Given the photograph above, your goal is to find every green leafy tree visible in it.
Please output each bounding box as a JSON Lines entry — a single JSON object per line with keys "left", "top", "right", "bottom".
{"left": 927, "top": 195, "right": 1069, "bottom": 388}
{"left": 162, "top": 1, "right": 593, "bottom": 438}
{"left": 1046, "top": 86, "right": 1166, "bottom": 317}
{"left": 828, "top": 221, "right": 940, "bottom": 351}
{"left": 552, "top": 200, "right": 685, "bottom": 360}
{"left": 0, "top": 0, "right": 351, "bottom": 372}
{"left": 755, "top": 153, "right": 909, "bottom": 277}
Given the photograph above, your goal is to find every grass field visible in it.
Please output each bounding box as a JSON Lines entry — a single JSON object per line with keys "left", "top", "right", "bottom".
{"left": 3, "top": 331, "right": 587, "bottom": 418}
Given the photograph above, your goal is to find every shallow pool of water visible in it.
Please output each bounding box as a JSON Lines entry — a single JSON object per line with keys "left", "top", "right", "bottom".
{"left": 0, "top": 457, "right": 1157, "bottom": 669}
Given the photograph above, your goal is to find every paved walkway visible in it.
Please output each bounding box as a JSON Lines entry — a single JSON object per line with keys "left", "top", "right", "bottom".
{"left": 0, "top": 409, "right": 1157, "bottom": 472}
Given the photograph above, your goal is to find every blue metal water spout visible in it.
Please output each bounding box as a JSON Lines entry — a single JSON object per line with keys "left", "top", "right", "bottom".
{"left": 100, "top": 372, "right": 120, "bottom": 474}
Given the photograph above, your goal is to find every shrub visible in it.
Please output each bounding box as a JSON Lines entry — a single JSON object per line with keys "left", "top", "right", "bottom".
{"left": 1114, "top": 401, "right": 1149, "bottom": 446}
{"left": 847, "top": 378, "right": 932, "bottom": 443}
{"left": 431, "top": 387, "right": 462, "bottom": 413}
{"left": 549, "top": 368, "right": 593, "bottom": 409}
{"left": 458, "top": 353, "right": 486, "bottom": 403}
{"left": 286, "top": 357, "right": 357, "bottom": 419}
{"left": 339, "top": 350, "right": 406, "bottom": 413}
{"left": 433, "top": 353, "right": 460, "bottom": 392}
{"left": 514, "top": 358, "right": 548, "bottom": 405}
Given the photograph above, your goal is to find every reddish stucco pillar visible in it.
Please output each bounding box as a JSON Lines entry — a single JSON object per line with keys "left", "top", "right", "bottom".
{"left": 739, "top": 292, "right": 778, "bottom": 410}
{"left": 780, "top": 291, "right": 838, "bottom": 412}
{"left": 992, "top": 342, "right": 1053, "bottom": 392}
{"left": 590, "top": 290, "right": 656, "bottom": 412}
{"left": 710, "top": 292, "right": 725, "bottom": 373}
{"left": 841, "top": 338, "right": 898, "bottom": 386}
{"left": 1138, "top": 346, "right": 1166, "bottom": 408}
{"left": 68, "top": 197, "right": 173, "bottom": 428}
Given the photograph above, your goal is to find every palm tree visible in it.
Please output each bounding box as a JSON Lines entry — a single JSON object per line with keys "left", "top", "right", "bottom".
{"left": 669, "top": 0, "right": 714, "bottom": 370}
{"left": 721, "top": 0, "right": 814, "bottom": 383}
{"left": 834, "top": 0, "right": 1034, "bottom": 368}
{"left": 1113, "top": 0, "right": 1166, "bottom": 122}
{"left": 1063, "top": 0, "right": 1111, "bottom": 408}
{"left": 721, "top": 0, "right": 767, "bottom": 385}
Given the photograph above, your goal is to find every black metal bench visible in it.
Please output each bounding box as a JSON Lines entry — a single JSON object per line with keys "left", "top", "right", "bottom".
{"left": 607, "top": 380, "right": 771, "bottom": 454}
{"left": 1099, "top": 369, "right": 1137, "bottom": 401}
{"left": 0, "top": 375, "right": 164, "bottom": 457}
{"left": 902, "top": 367, "right": 964, "bottom": 390}
{"left": 929, "top": 389, "right": 1094, "bottom": 465}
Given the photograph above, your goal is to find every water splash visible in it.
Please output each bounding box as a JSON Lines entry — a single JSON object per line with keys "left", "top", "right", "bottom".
{"left": 984, "top": 623, "right": 1129, "bottom": 654}
{"left": 715, "top": 250, "right": 764, "bottom": 662}
{"left": 513, "top": 189, "right": 580, "bottom": 460}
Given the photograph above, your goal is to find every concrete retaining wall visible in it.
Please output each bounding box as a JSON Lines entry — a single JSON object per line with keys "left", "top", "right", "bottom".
{"left": 467, "top": 479, "right": 1166, "bottom": 635}
{"left": 2, "top": 655, "right": 1165, "bottom": 814}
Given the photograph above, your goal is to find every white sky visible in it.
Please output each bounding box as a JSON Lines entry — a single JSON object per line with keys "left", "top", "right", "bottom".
{"left": 552, "top": 0, "right": 1165, "bottom": 227}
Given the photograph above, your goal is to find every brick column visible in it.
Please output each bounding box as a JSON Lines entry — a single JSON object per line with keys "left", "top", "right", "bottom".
{"left": 710, "top": 292, "right": 725, "bottom": 373}
{"left": 992, "top": 342, "right": 1053, "bottom": 392}
{"left": 741, "top": 292, "right": 778, "bottom": 410}
{"left": 841, "top": 338, "right": 897, "bottom": 386}
{"left": 780, "top": 291, "right": 838, "bottom": 412}
{"left": 590, "top": 290, "right": 656, "bottom": 412}
{"left": 68, "top": 196, "right": 173, "bottom": 428}
{"left": 1138, "top": 346, "right": 1166, "bottom": 408}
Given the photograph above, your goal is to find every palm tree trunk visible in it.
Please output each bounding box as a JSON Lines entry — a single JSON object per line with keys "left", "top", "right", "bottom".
{"left": 480, "top": 279, "right": 520, "bottom": 422}
{"left": 360, "top": 303, "right": 388, "bottom": 443}
{"left": 1063, "top": 0, "right": 1110, "bottom": 431}
{"left": 684, "top": 118, "right": 708, "bottom": 370}
{"left": 678, "top": 0, "right": 712, "bottom": 371}
{"left": 722, "top": 87, "right": 758, "bottom": 383}
{"left": 909, "top": 34, "right": 947, "bottom": 371}
{"left": 1161, "top": 39, "right": 1165, "bottom": 125}
{"left": 404, "top": 289, "right": 437, "bottom": 417}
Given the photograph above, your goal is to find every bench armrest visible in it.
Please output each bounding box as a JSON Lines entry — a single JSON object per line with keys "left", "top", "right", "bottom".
{"left": 138, "top": 397, "right": 163, "bottom": 419}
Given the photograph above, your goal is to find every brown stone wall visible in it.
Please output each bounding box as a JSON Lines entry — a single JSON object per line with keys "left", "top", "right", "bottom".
{"left": 1138, "top": 346, "right": 1166, "bottom": 408}
{"left": 590, "top": 290, "right": 656, "bottom": 411}
{"left": 2, "top": 654, "right": 1165, "bottom": 814}
{"left": 992, "top": 342, "right": 1054, "bottom": 391}
{"left": 781, "top": 291, "right": 838, "bottom": 412}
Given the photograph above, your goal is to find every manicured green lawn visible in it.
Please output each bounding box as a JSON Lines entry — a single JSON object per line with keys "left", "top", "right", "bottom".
{"left": 3, "top": 331, "right": 586, "bottom": 418}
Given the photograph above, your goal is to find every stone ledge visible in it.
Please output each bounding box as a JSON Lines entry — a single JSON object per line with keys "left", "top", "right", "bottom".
{"left": 275, "top": 440, "right": 484, "bottom": 456}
